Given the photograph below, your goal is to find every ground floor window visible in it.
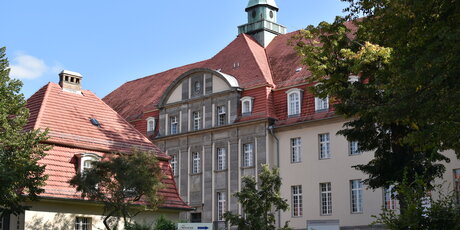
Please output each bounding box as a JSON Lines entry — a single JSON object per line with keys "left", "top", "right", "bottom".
{"left": 75, "top": 217, "right": 91, "bottom": 230}
{"left": 384, "top": 185, "right": 398, "bottom": 210}
{"left": 291, "top": 185, "right": 303, "bottom": 217}
{"left": 217, "top": 192, "right": 226, "bottom": 221}
{"left": 190, "top": 213, "right": 202, "bottom": 223}
{"left": 320, "top": 182, "right": 332, "bottom": 215}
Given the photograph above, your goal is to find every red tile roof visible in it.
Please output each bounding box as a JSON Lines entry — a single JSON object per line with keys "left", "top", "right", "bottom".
{"left": 26, "top": 83, "right": 191, "bottom": 210}
{"left": 104, "top": 23, "right": 357, "bottom": 126}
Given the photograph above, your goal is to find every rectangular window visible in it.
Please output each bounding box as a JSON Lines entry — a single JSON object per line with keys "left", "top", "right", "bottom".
{"left": 217, "top": 192, "right": 226, "bottom": 221}
{"left": 192, "top": 152, "right": 201, "bottom": 174}
{"left": 455, "top": 169, "right": 460, "bottom": 204}
{"left": 292, "top": 185, "right": 303, "bottom": 217}
{"left": 351, "top": 180, "right": 363, "bottom": 213}
{"left": 319, "top": 133, "right": 330, "bottom": 159}
{"left": 170, "top": 116, "right": 178, "bottom": 135}
{"left": 193, "top": 111, "right": 201, "bottom": 131}
{"left": 349, "top": 141, "right": 360, "bottom": 155}
{"left": 243, "top": 143, "right": 253, "bottom": 167}
{"left": 75, "top": 217, "right": 91, "bottom": 230}
{"left": 170, "top": 155, "right": 177, "bottom": 176}
{"left": 291, "top": 137, "right": 301, "bottom": 163}
{"left": 320, "top": 182, "right": 332, "bottom": 215}
{"left": 147, "top": 118, "right": 155, "bottom": 132}
{"left": 288, "top": 92, "right": 301, "bottom": 115}
{"left": 384, "top": 185, "right": 398, "bottom": 210}
{"left": 217, "top": 148, "right": 226, "bottom": 170}
{"left": 315, "top": 96, "right": 329, "bottom": 111}
{"left": 217, "top": 106, "right": 226, "bottom": 126}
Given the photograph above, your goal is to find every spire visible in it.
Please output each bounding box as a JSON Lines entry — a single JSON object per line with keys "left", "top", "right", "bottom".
{"left": 238, "top": 0, "right": 286, "bottom": 47}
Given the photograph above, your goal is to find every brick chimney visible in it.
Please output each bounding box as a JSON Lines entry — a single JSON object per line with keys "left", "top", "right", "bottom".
{"left": 59, "top": 70, "right": 83, "bottom": 94}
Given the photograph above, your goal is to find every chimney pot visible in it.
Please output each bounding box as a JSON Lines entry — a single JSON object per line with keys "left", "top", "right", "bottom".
{"left": 59, "top": 70, "right": 83, "bottom": 94}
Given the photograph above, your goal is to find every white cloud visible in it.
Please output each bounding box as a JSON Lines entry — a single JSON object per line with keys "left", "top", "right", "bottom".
{"left": 9, "top": 53, "right": 60, "bottom": 80}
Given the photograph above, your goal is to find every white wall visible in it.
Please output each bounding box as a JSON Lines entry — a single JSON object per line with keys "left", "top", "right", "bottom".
{"left": 23, "top": 200, "right": 181, "bottom": 230}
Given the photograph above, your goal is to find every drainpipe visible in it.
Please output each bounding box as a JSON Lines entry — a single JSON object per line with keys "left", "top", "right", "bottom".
{"left": 267, "top": 120, "right": 281, "bottom": 228}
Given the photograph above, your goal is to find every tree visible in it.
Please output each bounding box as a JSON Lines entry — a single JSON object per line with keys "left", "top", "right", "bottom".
{"left": 0, "top": 47, "right": 50, "bottom": 217}
{"left": 292, "top": 0, "right": 459, "bottom": 192}
{"left": 373, "top": 173, "right": 460, "bottom": 229}
{"left": 223, "top": 164, "right": 291, "bottom": 230}
{"left": 69, "top": 149, "right": 164, "bottom": 230}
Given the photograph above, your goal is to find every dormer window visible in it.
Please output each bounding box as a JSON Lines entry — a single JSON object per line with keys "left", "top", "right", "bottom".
{"left": 240, "top": 96, "right": 253, "bottom": 116}
{"left": 76, "top": 153, "right": 101, "bottom": 174}
{"left": 315, "top": 96, "right": 329, "bottom": 111}
{"left": 286, "top": 88, "right": 303, "bottom": 116}
{"left": 146, "top": 117, "right": 156, "bottom": 132}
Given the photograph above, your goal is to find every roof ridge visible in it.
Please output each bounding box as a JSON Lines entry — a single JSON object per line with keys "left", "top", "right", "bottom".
{"left": 241, "top": 34, "right": 274, "bottom": 86}
{"left": 33, "top": 82, "right": 53, "bottom": 130}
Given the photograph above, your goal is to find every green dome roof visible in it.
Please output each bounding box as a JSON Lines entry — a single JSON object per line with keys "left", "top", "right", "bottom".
{"left": 246, "top": 0, "right": 278, "bottom": 9}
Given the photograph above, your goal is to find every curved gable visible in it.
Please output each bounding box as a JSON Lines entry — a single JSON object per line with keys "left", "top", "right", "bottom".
{"left": 159, "top": 68, "right": 239, "bottom": 107}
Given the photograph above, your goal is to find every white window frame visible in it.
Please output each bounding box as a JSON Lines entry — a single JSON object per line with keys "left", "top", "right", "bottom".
{"left": 286, "top": 88, "right": 303, "bottom": 116}
{"left": 75, "top": 217, "right": 91, "bottom": 230}
{"left": 193, "top": 111, "right": 201, "bottom": 131}
{"left": 192, "top": 152, "right": 201, "bottom": 174}
{"left": 243, "top": 143, "right": 253, "bottom": 167}
{"left": 384, "top": 185, "right": 398, "bottom": 210}
{"left": 217, "top": 105, "right": 226, "bottom": 126}
{"left": 217, "top": 192, "right": 226, "bottom": 221}
{"left": 240, "top": 96, "right": 254, "bottom": 115}
{"left": 146, "top": 117, "right": 156, "bottom": 132}
{"left": 320, "top": 182, "right": 332, "bottom": 215}
{"left": 349, "top": 141, "right": 361, "bottom": 156}
{"left": 351, "top": 180, "right": 363, "bottom": 213}
{"left": 170, "top": 155, "right": 178, "bottom": 176}
{"left": 292, "top": 185, "right": 303, "bottom": 217}
{"left": 315, "top": 96, "right": 329, "bottom": 111}
{"left": 291, "top": 137, "right": 301, "bottom": 163}
{"left": 170, "top": 116, "right": 178, "bottom": 135}
{"left": 319, "top": 133, "right": 331, "bottom": 159}
{"left": 76, "top": 153, "right": 101, "bottom": 174}
{"left": 217, "top": 148, "right": 226, "bottom": 170}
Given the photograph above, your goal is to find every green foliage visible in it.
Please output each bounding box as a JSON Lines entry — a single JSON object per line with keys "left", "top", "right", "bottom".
{"left": 153, "top": 215, "right": 175, "bottom": 230}
{"left": 125, "top": 222, "right": 151, "bottom": 230}
{"left": 69, "top": 149, "right": 164, "bottom": 230}
{"left": 293, "top": 0, "right": 459, "bottom": 190}
{"left": 223, "top": 164, "right": 291, "bottom": 230}
{"left": 373, "top": 174, "right": 460, "bottom": 229}
{"left": 0, "top": 46, "right": 50, "bottom": 216}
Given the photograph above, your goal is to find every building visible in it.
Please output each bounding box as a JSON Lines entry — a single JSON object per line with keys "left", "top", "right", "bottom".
{"left": 103, "top": 1, "right": 460, "bottom": 229}
{"left": 2, "top": 71, "right": 190, "bottom": 230}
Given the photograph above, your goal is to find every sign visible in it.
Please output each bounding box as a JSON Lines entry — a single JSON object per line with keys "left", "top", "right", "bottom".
{"left": 177, "top": 223, "right": 213, "bottom": 230}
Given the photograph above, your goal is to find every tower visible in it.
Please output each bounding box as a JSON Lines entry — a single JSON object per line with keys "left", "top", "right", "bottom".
{"left": 238, "top": 0, "right": 287, "bottom": 47}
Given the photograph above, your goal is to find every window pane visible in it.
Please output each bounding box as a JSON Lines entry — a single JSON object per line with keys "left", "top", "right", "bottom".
{"left": 292, "top": 185, "right": 303, "bottom": 217}
{"left": 351, "top": 180, "right": 363, "bottom": 213}
{"left": 291, "top": 137, "right": 301, "bottom": 163}
{"left": 319, "top": 134, "right": 330, "bottom": 159}
{"left": 320, "top": 183, "right": 332, "bottom": 215}
{"left": 243, "top": 144, "right": 253, "bottom": 167}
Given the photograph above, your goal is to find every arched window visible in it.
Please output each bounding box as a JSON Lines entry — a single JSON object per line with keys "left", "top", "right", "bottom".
{"left": 314, "top": 83, "right": 329, "bottom": 112}
{"left": 146, "top": 117, "right": 156, "bottom": 132}
{"left": 240, "top": 96, "right": 254, "bottom": 115}
{"left": 286, "top": 88, "right": 303, "bottom": 116}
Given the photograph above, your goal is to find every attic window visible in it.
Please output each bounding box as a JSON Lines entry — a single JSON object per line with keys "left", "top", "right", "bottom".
{"left": 90, "top": 118, "right": 101, "bottom": 127}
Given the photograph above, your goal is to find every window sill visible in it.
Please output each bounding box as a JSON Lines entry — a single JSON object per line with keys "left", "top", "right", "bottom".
{"left": 241, "top": 166, "right": 255, "bottom": 169}
{"left": 320, "top": 213, "right": 332, "bottom": 216}
{"left": 291, "top": 161, "right": 302, "bottom": 164}
{"left": 214, "top": 169, "right": 228, "bottom": 173}
{"left": 315, "top": 108, "right": 329, "bottom": 113}
{"left": 190, "top": 172, "right": 202, "bottom": 176}
{"left": 349, "top": 153, "right": 362, "bottom": 156}
{"left": 241, "top": 112, "right": 252, "bottom": 117}
{"left": 351, "top": 212, "right": 363, "bottom": 214}
{"left": 291, "top": 215, "right": 303, "bottom": 218}
{"left": 287, "top": 114, "right": 300, "bottom": 118}
{"left": 319, "top": 157, "right": 331, "bottom": 160}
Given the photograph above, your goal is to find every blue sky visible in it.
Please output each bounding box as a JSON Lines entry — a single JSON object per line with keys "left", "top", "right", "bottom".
{"left": 1, "top": 0, "right": 348, "bottom": 99}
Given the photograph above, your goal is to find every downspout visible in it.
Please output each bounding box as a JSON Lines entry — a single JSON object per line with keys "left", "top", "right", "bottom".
{"left": 267, "top": 119, "right": 281, "bottom": 228}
